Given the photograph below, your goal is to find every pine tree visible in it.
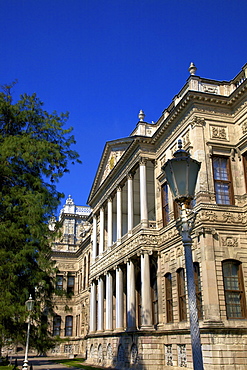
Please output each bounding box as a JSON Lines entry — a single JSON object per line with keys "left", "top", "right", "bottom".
{"left": 0, "top": 82, "right": 80, "bottom": 353}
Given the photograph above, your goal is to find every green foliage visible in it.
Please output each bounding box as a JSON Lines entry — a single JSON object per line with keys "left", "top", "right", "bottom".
{"left": 0, "top": 82, "right": 80, "bottom": 353}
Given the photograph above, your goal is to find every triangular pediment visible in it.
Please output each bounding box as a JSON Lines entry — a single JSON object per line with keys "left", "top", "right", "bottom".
{"left": 88, "top": 137, "right": 134, "bottom": 204}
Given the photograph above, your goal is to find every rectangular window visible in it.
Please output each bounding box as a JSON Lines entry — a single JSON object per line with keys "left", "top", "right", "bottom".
{"left": 53, "top": 315, "right": 61, "bottom": 336}
{"left": 243, "top": 153, "right": 247, "bottom": 191}
{"left": 177, "top": 268, "right": 187, "bottom": 321}
{"left": 194, "top": 263, "right": 203, "bottom": 319}
{"left": 212, "top": 156, "right": 234, "bottom": 205}
{"left": 67, "top": 275, "right": 75, "bottom": 294}
{"left": 162, "top": 183, "right": 170, "bottom": 226}
{"left": 65, "top": 315, "right": 73, "bottom": 336}
{"left": 165, "top": 273, "right": 173, "bottom": 323}
{"left": 56, "top": 275, "right": 63, "bottom": 291}
{"left": 222, "top": 260, "right": 246, "bottom": 319}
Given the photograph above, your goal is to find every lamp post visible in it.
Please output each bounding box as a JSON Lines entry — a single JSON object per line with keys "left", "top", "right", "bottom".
{"left": 22, "top": 294, "right": 35, "bottom": 370}
{"left": 162, "top": 139, "right": 204, "bottom": 370}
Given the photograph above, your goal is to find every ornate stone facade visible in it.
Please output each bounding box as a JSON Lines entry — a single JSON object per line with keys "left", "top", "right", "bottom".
{"left": 52, "top": 63, "right": 247, "bottom": 369}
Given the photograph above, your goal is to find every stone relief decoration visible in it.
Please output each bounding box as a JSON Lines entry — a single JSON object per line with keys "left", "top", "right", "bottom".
{"left": 210, "top": 125, "right": 228, "bottom": 140}
{"left": 177, "top": 344, "right": 187, "bottom": 367}
{"left": 64, "top": 345, "right": 73, "bottom": 354}
{"left": 165, "top": 344, "right": 173, "bottom": 366}
{"left": 101, "top": 150, "right": 123, "bottom": 183}
{"left": 198, "top": 210, "right": 217, "bottom": 222}
{"left": 164, "top": 251, "right": 170, "bottom": 263}
{"left": 202, "top": 84, "right": 219, "bottom": 94}
{"left": 130, "top": 344, "right": 139, "bottom": 365}
{"left": 59, "top": 263, "right": 75, "bottom": 270}
{"left": 242, "top": 121, "right": 247, "bottom": 135}
{"left": 98, "top": 344, "right": 103, "bottom": 364}
{"left": 107, "top": 344, "right": 113, "bottom": 363}
{"left": 222, "top": 212, "right": 236, "bottom": 223}
{"left": 191, "top": 116, "right": 206, "bottom": 128}
{"left": 160, "top": 153, "right": 166, "bottom": 167}
{"left": 176, "top": 247, "right": 182, "bottom": 257}
{"left": 79, "top": 221, "right": 92, "bottom": 238}
{"left": 182, "top": 131, "right": 191, "bottom": 148}
{"left": 221, "top": 236, "right": 238, "bottom": 248}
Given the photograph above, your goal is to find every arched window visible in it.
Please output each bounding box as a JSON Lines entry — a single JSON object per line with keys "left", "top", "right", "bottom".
{"left": 165, "top": 273, "right": 173, "bottom": 323}
{"left": 193, "top": 262, "right": 203, "bottom": 319}
{"left": 177, "top": 268, "right": 187, "bottom": 321}
{"left": 65, "top": 315, "right": 73, "bottom": 336}
{"left": 222, "top": 260, "right": 246, "bottom": 319}
{"left": 53, "top": 315, "right": 61, "bottom": 336}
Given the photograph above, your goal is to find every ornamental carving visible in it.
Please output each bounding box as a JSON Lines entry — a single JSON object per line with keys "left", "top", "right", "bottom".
{"left": 176, "top": 247, "right": 182, "bottom": 257}
{"left": 59, "top": 263, "right": 75, "bottom": 270}
{"left": 183, "top": 131, "right": 191, "bottom": 147}
{"left": 221, "top": 237, "right": 238, "bottom": 248}
{"left": 164, "top": 252, "right": 170, "bottom": 263}
{"left": 190, "top": 116, "right": 206, "bottom": 128}
{"left": 210, "top": 126, "right": 227, "bottom": 140}
{"left": 199, "top": 210, "right": 217, "bottom": 222}
{"left": 222, "top": 212, "right": 236, "bottom": 223}
{"left": 242, "top": 121, "right": 247, "bottom": 134}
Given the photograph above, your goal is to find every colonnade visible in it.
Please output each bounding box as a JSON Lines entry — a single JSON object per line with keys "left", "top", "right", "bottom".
{"left": 89, "top": 252, "right": 155, "bottom": 333}
{"left": 92, "top": 159, "right": 154, "bottom": 258}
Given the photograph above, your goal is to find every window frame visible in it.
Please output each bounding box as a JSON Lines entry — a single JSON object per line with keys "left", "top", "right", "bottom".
{"left": 177, "top": 268, "right": 187, "bottom": 321}
{"left": 222, "top": 260, "right": 247, "bottom": 319}
{"left": 53, "top": 315, "right": 61, "bottom": 336}
{"left": 161, "top": 183, "right": 170, "bottom": 226}
{"left": 65, "top": 315, "right": 73, "bottom": 336}
{"left": 212, "top": 156, "right": 234, "bottom": 205}
{"left": 67, "top": 275, "right": 75, "bottom": 294}
{"left": 56, "top": 275, "right": 63, "bottom": 291}
{"left": 165, "top": 272, "right": 173, "bottom": 323}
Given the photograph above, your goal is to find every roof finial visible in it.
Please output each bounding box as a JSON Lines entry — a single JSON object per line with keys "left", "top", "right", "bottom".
{"left": 138, "top": 110, "right": 145, "bottom": 121}
{"left": 188, "top": 62, "right": 197, "bottom": 76}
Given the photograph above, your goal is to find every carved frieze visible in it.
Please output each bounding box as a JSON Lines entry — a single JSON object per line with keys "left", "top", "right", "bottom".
{"left": 210, "top": 125, "right": 228, "bottom": 140}
{"left": 59, "top": 263, "right": 75, "bottom": 270}
{"left": 221, "top": 236, "right": 238, "bottom": 248}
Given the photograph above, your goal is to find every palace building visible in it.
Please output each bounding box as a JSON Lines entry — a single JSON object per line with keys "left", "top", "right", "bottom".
{"left": 52, "top": 63, "right": 247, "bottom": 369}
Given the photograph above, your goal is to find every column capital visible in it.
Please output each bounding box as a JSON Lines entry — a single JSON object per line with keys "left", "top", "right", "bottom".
{"left": 139, "top": 156, "right": 148, "bottom": 165}
{"left": 108, "top": 196, "right": 113, "bottom": 203}
{"left": 117, "top": 185, "right": 122, "bottom": 192}
{"left": 127, "top": 173, "right": 133, "bottom": 180}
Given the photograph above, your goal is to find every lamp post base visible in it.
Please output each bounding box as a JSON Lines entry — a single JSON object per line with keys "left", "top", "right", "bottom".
{"left": 22, "top": 359, "right": 28, "bottom": 370}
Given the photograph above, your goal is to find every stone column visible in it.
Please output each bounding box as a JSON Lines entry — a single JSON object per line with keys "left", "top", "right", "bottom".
{"left": 139, "top": 158, "right": 148, "bottom": 227}
{"left": 127, "top": 174, "right": 133, "bottom": 232}
{"left": 141, "top": 252, "right": 153, "bottom": 328}
{"left": 90, "top": 281, "right": 96, "bottom": 332}
{"left": 105, "top": 272, "right": 113, "bottom": 331}
{"left": 97, "top": 276, "right": 104, "bottom": 332}
{"left": 99, "top": 207, "right": 104, "bottom": 254}
{"left": 116, "top": 266, "right": 124, "bottom": 330}
{"left": 107, "top": 198, "right": 113, "bottom": 248}
{"left": 92, "top": 215, "right": 97, "bottom": 258}
{"left": 117, "top": 186, "right": 122, "bottom": 242}
{"left": 127, "top": 259, "right": 136, "bottom": 330}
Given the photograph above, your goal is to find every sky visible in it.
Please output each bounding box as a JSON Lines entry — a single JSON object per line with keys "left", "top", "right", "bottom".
{"left": 1, "top": 0, "right": 247, "bottom": 212}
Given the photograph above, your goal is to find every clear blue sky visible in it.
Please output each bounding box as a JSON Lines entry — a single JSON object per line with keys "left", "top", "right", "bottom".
{"left": 1, "top": 0, "right": 247, "bottom": 210}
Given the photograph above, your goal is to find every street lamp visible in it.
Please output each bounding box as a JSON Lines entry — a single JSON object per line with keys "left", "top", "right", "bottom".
{"left": 162, "top": 139, "right": 204, "bottom": 370}
{"left": 22, "top": 294, "right": 35, "bottom": 370}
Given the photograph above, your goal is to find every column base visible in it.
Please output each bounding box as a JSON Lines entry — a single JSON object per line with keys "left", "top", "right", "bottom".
{"left": 114, "top": 327, "right": 124, "bottom": 332}
{"left": 140, "top": 325, "right": 153, "bottom": 331}
{"left": 141, "top": 219, "right": 149, "bottom": 228}
{"left": 22, "top": 360, "right": 28, "bottom": 370}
